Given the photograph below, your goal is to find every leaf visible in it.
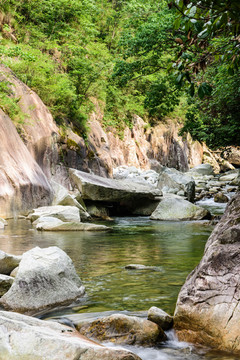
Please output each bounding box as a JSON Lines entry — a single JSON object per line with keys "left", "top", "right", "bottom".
{"left": 189, "top": 83, "right": 195, "bottom": 96}
{"left": 176, "top": 73, "right": 183, "bottom": 84}
{"left": 198, "top": 84, "right": 205, "bottom": 99}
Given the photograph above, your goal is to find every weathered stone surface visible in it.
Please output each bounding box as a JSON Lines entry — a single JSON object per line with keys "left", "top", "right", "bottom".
{"left": 147, "top": 307, "right": 173, "bottom": 330}
{"left": 150, "top": 196, "right": 209, "bottom": 221}
{"left": 213, "top": 192, "right": 229, "bottom": 203}
{"left": 51, "top": 181, "right": 90, "bottom": 221}
{"left": 0, "top": 311, "right": 140, "bottom": 360}
{"left": 70, "top": 169, "right": 161, "bottom": 202}
{"left": 0, "top": 251, "right": 22, "bottom": 275}
{"left": 28, "top": 205, "right": 80, "bottom": 223}
{"left": 0, "top": 218, "right": 7, "bottom": 229}
{"left": 0, "top": 274, "right": 14, "bottom": 296}
{"left": 86, "top": 204, "right": 111, "bottom": 220}
{"left": 0, "top": 246, "right": 85, "bottom": 314}
{"left": 219, "top": 170, "right": 239, "bottom": 182}
{"left": 77, "top": 314, "right": 166, "bottom": 346}
{"left": 189, "top": 164, "right": 214, "bottom": 176}
{"left": 174, "top": 192, "right": 240, "bottom": 354}
{"left": 222, "top": 146, "right": 240, "bottom": 166}
{"left": 36, "top": 217, "right": 110, "bottom": 232}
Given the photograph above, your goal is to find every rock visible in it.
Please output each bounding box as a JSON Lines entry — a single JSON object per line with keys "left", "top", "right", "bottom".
{"left": 222, "top": 146, "right": 240, "bottom": 166}
{"left": 219, "top": 171, "right": 239, "bottom": 182}
{"left": 10, "top": 266, "right": 19, "bottom": 278}
{"left": 0, "top": 311, "right": 140, "bottom": 360}
{"left": 51, "top": 181, "right": 90, "bottom": 221}
{"left": 125, "top": 264, "right": 163, "bottom": 272}
{"left": 113, "top": 166, "right": 159, "bottom": 187}
{"left": 0, "top": 246, "right": 85, "bottom": 314}
{"left": 202, "top": 145, "right": 220, "bottom": 174}
{"left": 0, "top": 250, "right": 22, "bottom": 275}
{"left": 86, "top": 203, "right": 111, "bottom": 220}
{"left": 0, "top": 274, "right": 14, "bottom": 296}
{"left": 28, "top": 205, "right": 81, "bottom": 223}
{"left": 0, "top": 217, "right": 7, "bottom": 229}
{"left": 147, "top": 307, "right": 173, "bottom": 330}
{"left": 150, "top": 196, "right": 210, "bottom": 221}
{"left": 77, "top": 314, "right": 166, "bottom": 346}
{"left": 70, "top": 169, "right": 161, "bottom": 203}
{"left": 189, "top": 164, "right": 214, "bottom": 176}
{"left": 36, "top": 218, "right": 110, "bottom": 231}
{"left": 174, "top": 192, "right": 240, "bottom": 353}
{"left": 184, "top": 181, "right": 195, "bottom": 203}
{"left": 214, "top": 192, "right": 229, "bottom": 203}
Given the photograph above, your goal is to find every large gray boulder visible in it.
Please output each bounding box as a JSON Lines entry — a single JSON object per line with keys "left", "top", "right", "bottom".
{"left": 69, "top": 169, "right": 161, "bottom": 203}
{"left": 174, "top": 192, "right": 240, "bottom": 353}
{"left": 77, "top": 313, "right": 166, "bottom": 346}
{"left": 0, "top": 247, "right": 85, "bottom": 314}
{"left": 150, "top": 196, "right": 209, "bottom": 221}
{"left": 0, "top": 251, "right": 22, "bottom": 275}
{"left": 28, "top": 205, "right": 81, "bottom": 223}
{"left": 0, "top": 311, "right": 140, "bottom": 360}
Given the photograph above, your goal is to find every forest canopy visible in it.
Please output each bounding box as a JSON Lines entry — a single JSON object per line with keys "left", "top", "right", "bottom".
{"left": 0, "top": 0, "right": 239, "bottom": 147}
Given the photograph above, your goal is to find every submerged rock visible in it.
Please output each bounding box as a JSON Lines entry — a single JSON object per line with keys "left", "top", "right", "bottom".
{"left": 150, "top": 196, "right": 209, "bottom": 221}
{"left": 28, "top": 205, "right": 81, "bottom": 223}
{"left": 0, "top": 311, "right": 140, "bottom": 360}
{"left": 174, "top": 192, "right": 240, "bottom": 354}
{"left": 77, "top": 313, "right": 166, "bottom": 346}
{"left": 125, "top": 264, "right": 162, "bottom": 272}
{"left": 147, "top": 307, "right": 173, "bottom": 331}
{"left": 0, "top": 246, "right": 85, "bottom": 314}
{"left": 0, "top": 250, "right": 22, "bottom": 275}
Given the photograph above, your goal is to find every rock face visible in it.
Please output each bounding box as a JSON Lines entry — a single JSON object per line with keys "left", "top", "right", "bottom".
{"left": 0, "top": 247, "right": 85, "bottom": 314}
{"left": 77, "top": 314, "right": 166, "bottom": 346}
{"left": 0, "top": 109, "right": 53, "bottom": 217}
{"left": 174, "top": 192, "right": 240, "bottom": 354}
{"left": 0, "top": 311, "right": 140, "bottom": 360}
{"left": 150, "top": 196, "right": 209, "bottom": 221}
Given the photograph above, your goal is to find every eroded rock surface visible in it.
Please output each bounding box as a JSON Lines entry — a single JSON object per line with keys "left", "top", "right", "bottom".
{"left": 28, "top": 205, "right": 81, "bottom": 223}
{"left": 0, "top": 247, "right": 85, "bottom": 314}
{"left": 0, "top": 251, "right": 22, "bottom": 275}
{"left": 77, "top": 314, "right": 166, "bottom": 346}
{"left": 0, "top": 311, "right": 141, "bottom": 360}
{"left": 174, "top": 192, "right": 240, "bottom": 353}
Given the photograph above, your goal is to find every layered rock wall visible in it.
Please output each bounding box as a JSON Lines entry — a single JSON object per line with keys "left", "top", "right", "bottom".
{"left": 174, "top": 192, "right": 240, "bottom": 354}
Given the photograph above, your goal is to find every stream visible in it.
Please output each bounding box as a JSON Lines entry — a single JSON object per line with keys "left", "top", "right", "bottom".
{"left": 0, "top": 199, "right": 238, "bottom": 360}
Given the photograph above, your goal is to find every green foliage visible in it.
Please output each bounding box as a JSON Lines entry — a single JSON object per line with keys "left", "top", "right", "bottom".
{"left": 0, "top": 78, "right": 25, "bottom": 124}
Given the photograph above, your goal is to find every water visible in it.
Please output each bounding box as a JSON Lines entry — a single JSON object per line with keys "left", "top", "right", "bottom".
{"left": 0, "top": 216, "right": 237, "bottom": 359}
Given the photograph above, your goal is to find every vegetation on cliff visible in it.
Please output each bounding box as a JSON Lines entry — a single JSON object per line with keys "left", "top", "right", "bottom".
{"left": 0, "top": 0, "right": 239, "bottom": 147}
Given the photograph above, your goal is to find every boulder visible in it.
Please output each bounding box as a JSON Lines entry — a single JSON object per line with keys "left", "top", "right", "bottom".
{"left": 222, "top": 146, "right": 240, "bottom": 166}
{"left": 150, "top": 196, "right": 209, "bottom": 221}
{"left": 51, "top": 181, "right": 90, "bottom": 221}
{"left": 189, "top": 164, "right": 214, "bottom": 176}
{"left": 219, "top": 171, "right": 239, "bottom": 182}
{"left": 0, "top": 311, "right": 140, "bottom": 360}
{"left": 174, "top": 192, "right": 240, "bottom": 353}
{"left": 86, "top": 203, "right": 111, "bottom": 220}
{"left": 69, "top": 169, "right": 161, "bottom": 203}
{"left": 77, "top": 314, "right": 166, "bottom": 346}
{"left": 0, "top": 274, "right": 14, "bottom": 296}
{"left": 0, "top": 250, "right": 22, "bottom": 275}
{"left": 0, "top": 246, "right": 85, "bottom": 314}
{"left": 35, "top": 217, "right": 110, "bottom": 232}
{"left": 28, "top": 205, "right": 81, "bottom": 223}
{"left": 147, "top": 307, "right": 173, "bottom": 330}
{"left": 213, "top": 192, "right": 229, "bottom": 203}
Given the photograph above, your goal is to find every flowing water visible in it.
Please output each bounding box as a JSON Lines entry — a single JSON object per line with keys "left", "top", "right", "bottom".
{"left": 0, "top": 213, "right": 238, "bottom": 360}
